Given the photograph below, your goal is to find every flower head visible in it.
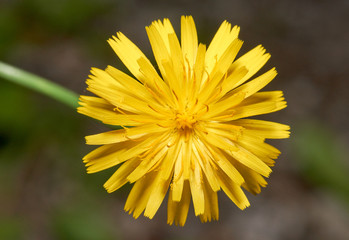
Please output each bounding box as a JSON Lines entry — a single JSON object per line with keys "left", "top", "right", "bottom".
{"left": 78, "top": 16, "right": 290, "bottom": 226}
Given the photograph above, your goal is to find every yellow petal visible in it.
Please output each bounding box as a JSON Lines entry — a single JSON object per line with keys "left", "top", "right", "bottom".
{"left": 239, "top": 133, "right": 281, "bottom": 159}
{"left": 144, "top": 176, "right": 172, "bottom": 219}
{"left": 136, "top": 57, "right": 174, "bottom": 105}
{"left": 78, "top": 96, "right": 164, "bottom": 126}
{"left": 104, "top": 158, "right": 141, "bottom": 193}
{"left": 191, "top": 141, "right": 221, "bottom": 192}
{"left": 171, "top": 139, "right": 185, "bottom": 202}
{"left": 168, "top": 32, "right": 184, "bottom": 78}
{"left": 182, "top": 137, "right": 193, "bottom": 180}
{"left": 78, "top": 96, "right": 142, "bottom": 126}
{"left": 219, "top": 66, "right": 248, "bottom": 99}
{"left": 199, "top": 178, "right": 219, "bottom": 223}
{"left": 192, "top": 43, "right": 207, "bottom": 98}
{"left": 228, "top": 45, "right": 271, "bottom": 89}
{"left": 85, "top": 124, "right": 165, "bottom": 145}
{"left": 232, "top": 119, "right": 290, "bottom": 139}
{"left": 78, "top": 95, "right": 113, "bottom": 109}
{"left": 238, "top": 90, "right": 285, "bottom": 106}
{"left": 84, "top": 137, "right": 155, "bottom": 173}
{"left": 216, "top": 168, "right": 250, "bottom": 210}
{"left": 228, "top": 146, "right": 272, "bottom": 177}
{"left": 237, "top": 137, "right": 277, "bottom": 167}
{"left": 196, "top": 130, "right": 238, "bottom": 152}
{"left": 150, "top": 18, "right": 176, "bottom": 52}
{"left": 205, "top": 22, "right": 240, "bottom": 74}
{"left": 207, "top": 38, "right": 243, "bottom": 83}
{"left": 124, "top": 172, "right": 157, "bottom": 218}
{"left": 199, "top": 39, "right": 243, "bottom": 103}
{"left": 127, "top": 140, "right": 168, "bottom": 183}
{"left": 83, "top": 142, "right": 130, "bottom": 173}
{"left": 234, "top": 161, "right": 268, "bottom": 195}
{"left": 145, "top": 22, "right": 171, "bottom": 82}
{"left": 167, "top": 180, "right": 191, "bottom": 226}
{"left": 87, "top": 73, "right": 172, "bottom": 117}
{"left": 172, "top": 172, "right": 185, "bottom": 202}
{"left": 105, "top": 65, "right": 157, "bottom": 103}
{"left": 225, "top": 99, "right": 287, "bottom": 121}
{"left": 181, "top": 15, "right": 198, "bottom": 69}
{"left": 203, "top": 91, "right": 246, "bottom": 119}
{"left": 158, "top": 136, "right": 181, "bottom": 181}
{"left": 193, "top": 137, "right": 244, "bottom": 186}
{"left": 209, "top": 147, "right": 245, "bottom": 186}
{"left": 189, "top": 157, "right": 205, "bottom": 216}
{"left": 203, "top": 122, "right": 243, "bottom": 142}
{"left": 230, "top": 68, "right": 277, "bottom": 98}
{"left": 108, "top": 32, "right": 155, "bottom": 83}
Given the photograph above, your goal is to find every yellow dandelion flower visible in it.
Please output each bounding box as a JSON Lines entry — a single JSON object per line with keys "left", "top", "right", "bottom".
{"left": 78, "top": 16, "right": 290, "bottom": 226}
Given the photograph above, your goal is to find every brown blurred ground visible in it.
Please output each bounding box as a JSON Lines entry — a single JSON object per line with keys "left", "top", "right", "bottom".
{"left": 0, "top": 0, "right": 349, "bottom": 239}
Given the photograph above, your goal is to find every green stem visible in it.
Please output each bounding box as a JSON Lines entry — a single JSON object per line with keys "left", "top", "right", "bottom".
{"left": 0, "top": 61, "right": 79, "bottom": 109}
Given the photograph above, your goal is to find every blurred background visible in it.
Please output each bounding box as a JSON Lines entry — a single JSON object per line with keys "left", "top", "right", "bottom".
{"left": 1, "top": 0, "right": 349, "bottom": 239}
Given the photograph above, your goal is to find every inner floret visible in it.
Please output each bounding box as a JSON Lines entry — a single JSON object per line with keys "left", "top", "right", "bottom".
{"left": 175, "top": 111, "right": 197, "bottom": 130}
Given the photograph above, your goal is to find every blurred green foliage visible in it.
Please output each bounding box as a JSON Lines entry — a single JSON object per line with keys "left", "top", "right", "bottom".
{"left": 0, "top": 1, "right": 125, "bottom": 236}
{"left": 0, "top": 0, "right": 115, "bottom": 59}
{"left": 52, "top": 202, "right": 117, "bottom": 240}
{"left": 0, "top": 6, "right": 21, "bottom": 58}
{"left": 294, "top": 121, "right": 349, "bottom": 204}
{"left": 0, "top": 217, "right": 26, "bottom": 240}
{"left": 0, "top": 81, "right": 121, "bottom": 239}
{"left": 20, "top": 0, "right": 107, "bottom": 33}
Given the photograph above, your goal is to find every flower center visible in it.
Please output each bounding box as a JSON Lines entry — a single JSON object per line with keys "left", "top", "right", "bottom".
{"left": 175, "top": 112, "right": 197, "bottom": 130}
